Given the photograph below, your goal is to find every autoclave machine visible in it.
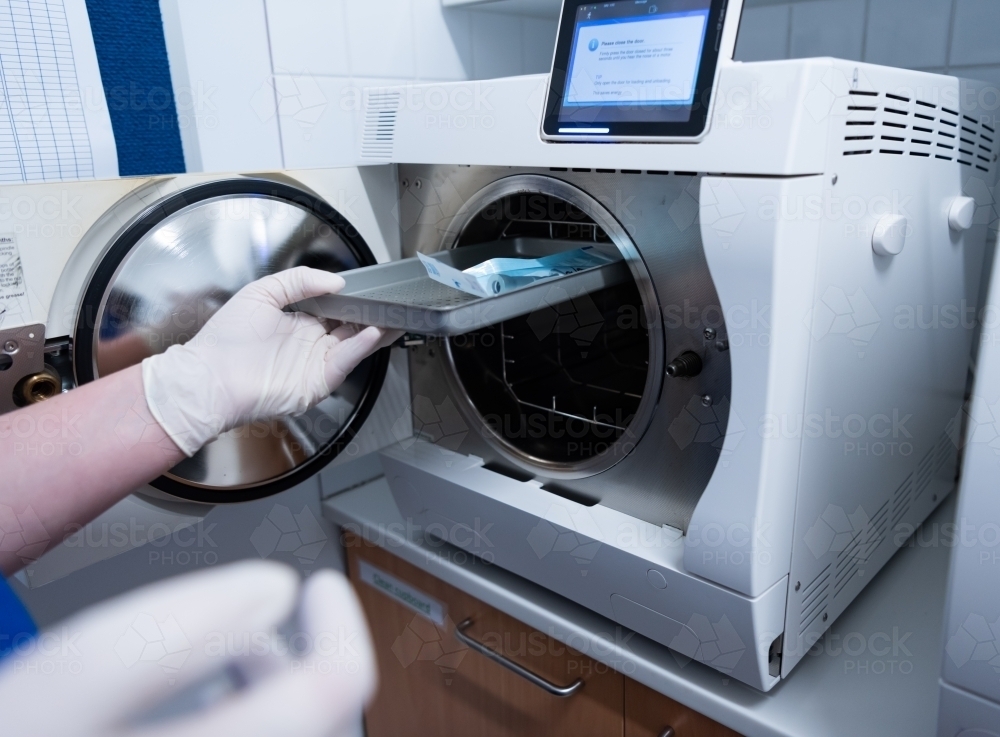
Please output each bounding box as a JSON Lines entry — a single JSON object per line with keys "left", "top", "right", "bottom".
{"left": 0, "top": 0, "right": 995, "bottom": 692}
{"left": 313, "top": 0, "right": 999, "bottom": 690}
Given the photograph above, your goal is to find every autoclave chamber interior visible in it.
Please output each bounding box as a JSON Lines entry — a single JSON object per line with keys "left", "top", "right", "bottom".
{"left": 445, "top": 191, "right": 655, "bottom": 474}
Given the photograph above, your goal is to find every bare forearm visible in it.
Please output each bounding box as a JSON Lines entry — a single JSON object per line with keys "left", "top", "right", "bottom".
{"left": 0, "top": 365, "right": 184, "bottom": 574}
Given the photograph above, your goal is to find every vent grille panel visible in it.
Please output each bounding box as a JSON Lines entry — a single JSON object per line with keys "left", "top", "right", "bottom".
{"left": 891, "top": 472, "right": 913, "bottom": 529}
{"left": 933, "top": 430, "right": 953, "bottom": 475}
{"left": 914, "top": 437, "right": 937, "bottom": 500}
{"left": 841, "top": 90, "right": 996, "bottom": 174}
{"left": 799, "top": 564, "right": 830, "bottom": 636}
{"left": 834, "top": 500, "right": 889, "bottom": 600}
{"left": 361, "top": 92, "right": 401, "bottom": 160}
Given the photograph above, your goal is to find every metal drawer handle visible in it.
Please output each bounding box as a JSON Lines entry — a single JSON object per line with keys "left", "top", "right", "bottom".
{"left": 454, "top": 618, "right": 585, "bottom": 698}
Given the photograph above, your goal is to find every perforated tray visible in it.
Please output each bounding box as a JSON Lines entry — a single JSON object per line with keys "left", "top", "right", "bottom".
{"left": 294, "top": 238, "right": 630, "bottom": 336}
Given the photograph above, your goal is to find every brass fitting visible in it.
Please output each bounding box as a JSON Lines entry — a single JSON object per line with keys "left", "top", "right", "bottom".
{"left": 17, "top": 367, "right": 62, "bottom": 405}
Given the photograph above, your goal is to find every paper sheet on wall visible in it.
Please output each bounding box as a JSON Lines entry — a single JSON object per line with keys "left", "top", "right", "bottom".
{"left": 0, "top": 0, "right": 118, "bottom": 183}
{"left": 0, "top": 233, "right": 29, "bottom": 327}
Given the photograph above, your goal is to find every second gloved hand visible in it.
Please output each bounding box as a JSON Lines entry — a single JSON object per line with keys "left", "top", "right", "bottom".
{"left": 142, "top": 266, "right": 390, "bottom": 456}
{"left": 0, "top": 562, "right": 378, "bottom": 737}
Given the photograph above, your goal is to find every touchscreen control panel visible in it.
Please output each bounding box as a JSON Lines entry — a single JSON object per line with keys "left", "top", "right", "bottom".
{"left": 542, "top": 0, "right": 729, "bottom": 141}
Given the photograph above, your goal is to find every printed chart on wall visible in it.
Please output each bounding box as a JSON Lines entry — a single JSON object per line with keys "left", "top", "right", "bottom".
{"left": 0, "top": 0, "right": 117, "bottom": 183}
{"left": 0, "top": 234, "right": 28, "bottom": 327}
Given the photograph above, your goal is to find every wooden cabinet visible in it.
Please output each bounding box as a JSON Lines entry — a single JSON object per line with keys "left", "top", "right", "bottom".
{"left": 624, "top": 680, "right": 742, "bottom": 737}
{"left": 345, "top": 533, "right": 743, "bottom": 737}
{"left": 345, "top": 533, "right": 623, "bottom": 736}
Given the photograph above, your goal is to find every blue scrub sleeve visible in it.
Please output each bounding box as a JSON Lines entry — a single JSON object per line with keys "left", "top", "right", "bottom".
{"left": 0, "top": 576, "right": 37, "bottom": 662}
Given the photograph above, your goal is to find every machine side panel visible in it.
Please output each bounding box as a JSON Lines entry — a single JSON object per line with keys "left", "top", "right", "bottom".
{"left": 782, "top": 102, "right": 995, "bottom": 676}
{"left": 685, "top": 176, "right": 823, "bottom": 598}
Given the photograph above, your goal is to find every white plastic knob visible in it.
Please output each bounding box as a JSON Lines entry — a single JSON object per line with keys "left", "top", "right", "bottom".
{"left": 948, "top": 196, "right": 976, "bottom": 231}
{"left": 872, "top": 214, "right": 907, "bottom": 257}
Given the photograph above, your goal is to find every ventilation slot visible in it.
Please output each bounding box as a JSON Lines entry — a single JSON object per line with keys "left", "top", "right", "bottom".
{"left": 361, "top": 92, "right": 401, "bottom": 160}
{"left": 798, "top": 564, "right": 830, "bottom": 636}
{"left": 913, "top": 442, "right": 935, "bottom": 500}
{"left": 840, "top": 92, "right": 996, "bottom": 172}
{"left": 933, "top": 431, "right": 954, "bottom": 476}
{"left": 834, "top": 500, "right": 889, "bottom": 600}
{"left": 891, "top": 473, "right": 913, "bottom": 529}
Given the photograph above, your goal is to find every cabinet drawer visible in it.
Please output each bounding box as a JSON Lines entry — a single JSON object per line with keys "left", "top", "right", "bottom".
{"left": 625, "top": 679, "right": 743, "bottom": 737}
{"left": 345, "top": 532, "right": 624, "bottom": 737}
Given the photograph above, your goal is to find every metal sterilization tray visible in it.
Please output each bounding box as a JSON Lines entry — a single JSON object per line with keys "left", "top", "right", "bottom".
{"left": 294, "top": 238, "right": 630, "bottom": 336}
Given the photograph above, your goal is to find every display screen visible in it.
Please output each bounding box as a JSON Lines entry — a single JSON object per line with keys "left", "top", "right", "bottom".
{"left": 543, "top": 0, "right": 728, "bottom": 139}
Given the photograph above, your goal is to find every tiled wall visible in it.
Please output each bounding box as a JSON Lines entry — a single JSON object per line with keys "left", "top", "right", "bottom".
{"left": 736, "top": 0, "right": 1000, "bottom": 91}
{"left": 269, "top": 0, "right": 557, "bottom": 171}
{"left": 160, "top": 0, "right": 558, "bottom": 172}
{"left": 163, "top": 0, "right": 1000, "bottom": 174}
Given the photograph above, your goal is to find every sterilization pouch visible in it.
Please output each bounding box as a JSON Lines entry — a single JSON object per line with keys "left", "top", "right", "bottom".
{"left": 418, "top": 246, "right": 615, "bottom": 297}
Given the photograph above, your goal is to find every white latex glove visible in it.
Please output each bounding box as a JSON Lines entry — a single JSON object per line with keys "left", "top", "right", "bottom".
{"left": 143, "top": 266, "right": 390, "bottom": 456}
{"left": 0, "top": 561, "right": 377, "bottom": 737}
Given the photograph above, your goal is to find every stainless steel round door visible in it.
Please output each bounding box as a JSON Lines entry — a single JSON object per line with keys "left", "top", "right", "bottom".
{"left": 74, "top": 179, "right": 388, "bottom": 503}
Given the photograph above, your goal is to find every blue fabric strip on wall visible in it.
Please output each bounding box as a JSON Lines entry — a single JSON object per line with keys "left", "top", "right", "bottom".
{"left": 85, "top": 0, "right": 186, "bottom": 176}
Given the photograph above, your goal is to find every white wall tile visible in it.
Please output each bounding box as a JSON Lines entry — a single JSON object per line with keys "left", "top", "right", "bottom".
{"left": 864, "top": 0, "right": 951, "bottom": 69}
{"left": 521, "top": 16, "right": 558, "bottom": 74}
{"left": 951, "top": 0, "right": 1000, "bottom": 67}
{"left": 471, "top": 10, "right": 523, "bottom": 79}
{"left": 734, "top": 4, "right": 790, "bottom": 62}
{"left": 165, "top": 0, "right": 283, "bottom": 172}
{"left": 163, "top": 0, "right": 572, "bottom": 172}
{"left": 452, "top": 0, "right": 561, "bottom": 18}
{"left": 954, "top": 65, "right": 1000, "bottom": 89}
{"left": 413, "top": 0, "right": 473, "bottom": 80}
{"left": 344, "top": 0, "right": 417, "bottom": 78}
{"left": 265, "top": 0, "right": 350, "bottom": 77}
{"left": 789, "top": 0, "right": 866, "bottom": 61}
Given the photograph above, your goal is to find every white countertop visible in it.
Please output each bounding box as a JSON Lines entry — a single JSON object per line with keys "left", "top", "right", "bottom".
{"left": 324, "top": 477, "right": 950, "bottom": 737}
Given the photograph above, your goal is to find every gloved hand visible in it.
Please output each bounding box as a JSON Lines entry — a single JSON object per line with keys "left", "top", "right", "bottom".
{"left": 0, "top": 561, "right": 377, "bottom": 737}
{"left": 143, "top": 266, "right": 391, "bottom": 456}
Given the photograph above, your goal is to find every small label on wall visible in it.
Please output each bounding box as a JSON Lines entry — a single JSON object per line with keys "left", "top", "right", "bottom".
{"left": 359, "top": 559, "right": 445, "bottom": 626}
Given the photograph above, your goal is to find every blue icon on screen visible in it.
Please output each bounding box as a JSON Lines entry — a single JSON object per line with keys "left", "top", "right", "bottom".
{"left": 588, "top": 38, "right": 599, "bottom": 51}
